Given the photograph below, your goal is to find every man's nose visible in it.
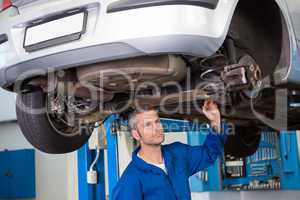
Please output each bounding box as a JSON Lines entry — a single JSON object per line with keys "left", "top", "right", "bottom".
{"left": 155, "top": 123, "right": 163, "bottom": 131}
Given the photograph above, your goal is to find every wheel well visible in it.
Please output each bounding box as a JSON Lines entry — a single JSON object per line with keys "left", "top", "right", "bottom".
{"left": 229, "top": 0, "right": 289, "bottom": 80}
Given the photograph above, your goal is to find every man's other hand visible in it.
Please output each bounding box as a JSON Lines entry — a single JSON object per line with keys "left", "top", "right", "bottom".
{"left": 202, "top": 100, "right": 221, "bottom": 133}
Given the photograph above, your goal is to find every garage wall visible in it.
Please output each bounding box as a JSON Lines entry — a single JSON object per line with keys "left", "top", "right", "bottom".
{"left": 0, "top": 122, "right": 79, "bottom": 200}
{"left": 0, "top": 89, "right": 16, "bottom": 122}
{"left": 0, "top": 89, "right": 78, "bottom": 200}
{"left": 192, "top": 191, "right": 300, "bottom": 200}
{"left": 192, "top": 131, "right": 300, "bottom": 200}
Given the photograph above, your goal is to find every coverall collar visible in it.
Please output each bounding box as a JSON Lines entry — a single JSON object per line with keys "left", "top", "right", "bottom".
{"left": 132, "top": 145, "right": 175, "bottom": 175}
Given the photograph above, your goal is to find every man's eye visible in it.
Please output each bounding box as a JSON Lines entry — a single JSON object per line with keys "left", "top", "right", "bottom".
{"left": 145, "top": 122, "right": 152, "bottom": 127}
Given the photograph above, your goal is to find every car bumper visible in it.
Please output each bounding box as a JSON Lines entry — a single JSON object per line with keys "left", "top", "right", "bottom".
{"left": 0, "top": 0, "right": 237, "bottom": 88}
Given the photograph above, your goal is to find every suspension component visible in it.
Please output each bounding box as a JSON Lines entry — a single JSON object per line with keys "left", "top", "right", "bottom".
{"left": 221, "top": 56, "right": 262, "bottom": 92}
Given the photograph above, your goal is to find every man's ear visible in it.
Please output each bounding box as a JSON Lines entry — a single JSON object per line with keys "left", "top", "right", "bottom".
{"left": 131, "top": 129, "right": 141, "bottom": 141}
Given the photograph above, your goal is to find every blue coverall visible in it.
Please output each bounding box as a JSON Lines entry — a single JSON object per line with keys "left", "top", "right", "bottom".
{"left": 112, "top": 129, "right": 227, "bottom": 200}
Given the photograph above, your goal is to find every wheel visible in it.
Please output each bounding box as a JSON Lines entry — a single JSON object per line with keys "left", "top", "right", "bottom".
{"left": 16, "top": 89, "right": 93, "bottom": 154}
{"left": 224, "top": 125, "right": 261, "bottom": 158}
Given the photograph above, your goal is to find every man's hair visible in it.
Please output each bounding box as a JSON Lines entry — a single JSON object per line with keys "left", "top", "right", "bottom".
{"left": 128, "top": 107, "right": 157, "bottom": 132}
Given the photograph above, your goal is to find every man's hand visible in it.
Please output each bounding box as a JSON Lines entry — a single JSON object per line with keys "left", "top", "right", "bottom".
{"left": 202, "top": 100, "right": 221, "bottom": 133}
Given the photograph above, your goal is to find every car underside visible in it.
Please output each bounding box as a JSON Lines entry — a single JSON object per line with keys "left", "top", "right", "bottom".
{"left": 17, "top": 0, "right": 295, "bottom": 124}
{"left": 1, "top": 0, "right": 300, "bottom": 155}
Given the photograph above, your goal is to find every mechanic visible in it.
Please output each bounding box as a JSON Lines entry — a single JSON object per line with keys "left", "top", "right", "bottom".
{"left": 112, "top": 100, "right": 227, "bottom": 200}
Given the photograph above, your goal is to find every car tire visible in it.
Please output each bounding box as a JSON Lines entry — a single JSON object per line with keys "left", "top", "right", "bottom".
{"left": 224, "top": 125, "right": 261, "bottom": 158}
{"left": 16, "top": 89, "right": 93, "bottom": 154}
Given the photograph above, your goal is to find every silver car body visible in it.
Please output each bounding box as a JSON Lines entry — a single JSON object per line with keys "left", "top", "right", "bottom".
{"left": 0, "top": 0, "right": 299, "bottom": 88}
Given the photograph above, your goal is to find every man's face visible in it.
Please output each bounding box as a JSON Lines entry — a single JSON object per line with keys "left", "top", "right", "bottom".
{"left": 132, "top": 110, "right": 165, "bottom": 146}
